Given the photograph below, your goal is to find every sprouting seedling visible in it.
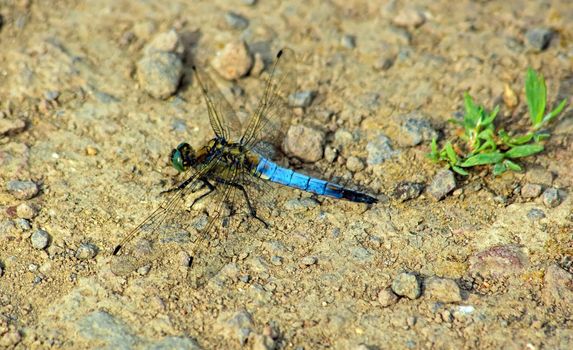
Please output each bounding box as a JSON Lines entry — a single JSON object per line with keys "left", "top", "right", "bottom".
{"left": 428, "top": 68, "right": 568, "bottom": 176}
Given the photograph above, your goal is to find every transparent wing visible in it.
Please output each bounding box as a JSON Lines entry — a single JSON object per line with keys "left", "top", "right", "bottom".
{"left": 110, "top": 159, "right": 220, "bottom": 275}
{"left": 240, "top": 48, "right": 297, "bottom": 150}
{"left": 192, "top": 65, "right": 243, "bottom": 141}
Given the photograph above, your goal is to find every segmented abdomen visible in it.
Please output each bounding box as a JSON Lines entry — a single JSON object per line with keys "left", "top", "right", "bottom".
{"left": 255, "top": 158, "right": 377, "bottom": 204}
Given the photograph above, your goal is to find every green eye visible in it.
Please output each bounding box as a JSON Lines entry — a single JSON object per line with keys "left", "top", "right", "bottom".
{"left": 171, "top": 149, "right": 185, "bottom": 172}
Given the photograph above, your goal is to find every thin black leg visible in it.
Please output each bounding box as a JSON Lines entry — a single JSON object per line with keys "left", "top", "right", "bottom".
{"left": 161, "top": 176, "right": 208, "bottom": 195}
{"left": 224, "top": 181, "right": 269, "bottom": 228}
{"left": 188, "top": 180, "right": 216, "bottom": 210}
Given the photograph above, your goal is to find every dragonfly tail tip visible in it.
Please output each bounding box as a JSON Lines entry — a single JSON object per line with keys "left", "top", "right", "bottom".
{"left": 277, "top": 49, "right": 283, "bottom": 58}
{"left": 113, "top": 245, "right": 122, "bottom": 255}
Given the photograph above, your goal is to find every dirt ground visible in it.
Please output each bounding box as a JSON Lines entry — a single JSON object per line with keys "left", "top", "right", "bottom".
{"left": 1, "top": 0, "right": 572, "bottom": 349}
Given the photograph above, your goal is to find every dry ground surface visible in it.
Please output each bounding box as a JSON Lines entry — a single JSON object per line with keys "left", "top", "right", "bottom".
{"left": 1, "top": 0, "right": 572, "bottom": 349}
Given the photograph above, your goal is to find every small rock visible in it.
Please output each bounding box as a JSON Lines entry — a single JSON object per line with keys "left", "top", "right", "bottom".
{"left": 6, "top": 180, "right": 39, "bottom": 200}
{"left": 527, "top": 208, "right": 546, "bottom": 220}
{"left": 216, "top": 310, "right": 254, "bottom": 345}
{"left": 212, "top": 40, "right": 253, "bottom": 80}
{"left": 333, "top": 129, "right": 354, "bottom": 147}
{"left": 341, "top": 34, "right": 356, "bottom": 49}
{"left": 398, "top": 116, "right": 438, "bottom": 147}
{"left": 30, "top": 229, "right": 50, "bottom": 250}
{"left": 76, "top": 243, "right": 98, "bottom": 260}
{"left": 521, "top": 183, "right": 542, "bottom": 199}
{"left": 270, "top": 256, "right": 283, "bottom": 266}
{"left": 324, "top": 146, "right": 338, "bottom": 163}
{"left": 288, "top": 91, "right": 316, "bottom": 108}
{"left": 469, "top": 244, "right": 528, "bottom": 277}
{"left": 301, "top": 256, "right": 317, "bottom": 266}
{"left": 144, "top": 29, "right": 184, "bottom": 56}
{"left": 525, "top": 27, "right": 554, "bottom": 52}
{"left": 393, "top": 9, "right": 425, "bottom": 28}
{"left": 366, "top": 134, "right": 398, "bottom": 165}
{"left": 178, "top": 251, "right": 191, "bottom": 267}
{"left": 503, "top": 83, "right": 519, "bottom": 108}
{"left": 346, "top": 156, "right": 365, "bottom": 172}
{"left": 524, "top": 167, "right": 553, "bottom": 186}
{"left": 284, "top": 125, "right": 325, "bottom": 162}
{"left": 391, "top": 272, "right": 421, "bottom": 299}
{"left": 15, "top": 218, "right": 31, "bottom": 230}
{"left": 393, "top": 181, "right": 424, "bottom": 202}
{"left": 137, "top": 265, "right": 151, "bottom": 276}
{"left": 85, "top": 146, "right": 98, "bottom": 156}
{"left": 542, "top": 264, "right": 573, "bottom": 310}
{"left": 137, "top": 52, "right": 183, "bottom": 99}
{"left": 16, "top": 203, "right": 37, "bottom": 219}
{"left": 44, "top": 90, "right": 60, "bottom": 101}
{"left": 250, "top": 52, "right": 265, "bottom": 77}
{"left": 251, "top": 334, "right": 275, "bottom": 350}
{"left": 424, "top": 277, "right": 462, "bottom": 303}
{"left": 373, "top": 54, "right": 395, "bottom": 71}
{"left": 377, "top": 288, "right": 399, "bottom": 307}
{"left": 542, "top": 188, "right": 561, "bottom": 208}
{"left": 225, "top": 11, "right": 249, "bottom": 30}
{"left": 0, "top": 119, "right": 26, "bottom": 136}
{"left": 428, "top": 170, "right": 456, "bottom": 200}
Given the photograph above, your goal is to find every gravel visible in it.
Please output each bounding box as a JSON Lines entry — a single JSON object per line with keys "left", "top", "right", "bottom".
{"left": 225, "top": 11, "right": 249, "bottom": 30}
{"left": 428, "top": 169, "right": 456, "bottom": 200}
{"left": 6, "top": 180, "right": 39, "bottom": 200}
{"left": 424, "top": 277, "right": 462, "bottom": 303}
{"left": 520, "top": 183, "right": 542, "bottom": 199}
{"left": 300, "top": 256, "right": 317, "bottom": 266}
{"left": 542, "top": 188, "right": 561, "bottom": 208}
{"left": 346, "top": 156, "right": 365, "bottom": 172}
{"left": 366, "top": 134, "right": 399, "bottom": 165}
{"left": 525, "top": 27, "right": 554, "bottom": 52}
{"left": 212, "top": 40, "right": 253, "bottom": 80}
{"left": 30, "top": 229, "right": 50, "bottom": 250}
{"left": 377, "top": 288, "right": 399, "bottom": 307}
{"left": 76, "top": 243, "right": 99, "bottom": 260}
{"left": 0, "top": 119, "right": 26, "bottom": 136}
{"left": 527, "top": 208, "right": 546, "bottom": 220}
{"left": 288, "top": 91, "right": 316, "bottom": 108}
{"left": 137, "top": 52, "right": 183, "bottom": 99}
{"left": 284, "top": 125, "right": 325, "bottom": 162}
{"left": 397, "top": 116, "right": 438, "bottom": 147}
{"left": 391, "top": 272, "right": 421, "bottom": 299}
{"left": 393, "top": 182, "right": 424, "bottom": 202}
{"left": 16, "top": 203, "right": 37, "bottom": 219}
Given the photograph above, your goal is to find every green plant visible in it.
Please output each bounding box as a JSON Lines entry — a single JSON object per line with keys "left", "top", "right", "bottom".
{"left": 428, "top": 68, "right": 567, "bottom": 176}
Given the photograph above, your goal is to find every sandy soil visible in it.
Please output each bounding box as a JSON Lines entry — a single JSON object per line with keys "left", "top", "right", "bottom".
{"left": 1, "top": 0, "right": 572, "bottom": 349}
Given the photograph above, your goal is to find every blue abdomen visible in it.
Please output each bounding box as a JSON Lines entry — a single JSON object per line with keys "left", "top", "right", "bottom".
{"left": 255, "top": 158, "right": 377, "bottom": 204}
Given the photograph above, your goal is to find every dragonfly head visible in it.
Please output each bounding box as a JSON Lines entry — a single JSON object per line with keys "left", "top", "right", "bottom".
{"left": 170, "top": 142, "right": 195, "bottom": 172}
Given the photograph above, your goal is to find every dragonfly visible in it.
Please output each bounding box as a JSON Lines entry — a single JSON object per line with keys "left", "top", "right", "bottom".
{"left": 112, "top": 48, "right": 377, "bottom": 268}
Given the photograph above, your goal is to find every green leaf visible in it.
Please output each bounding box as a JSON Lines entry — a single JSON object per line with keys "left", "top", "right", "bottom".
{"left": 505, "top": 144, "right": 544, "bottom": 158}
{"left": 460, "top": 152, "right": 504, "bottom": 167}
{"left": 444, "top": 141, "right": 458, "bottom": 164}
{"left": 525, "top": 68, "right": 547, "bottom": 127}
{"left": 464, "top": 93, "right": 480, "bottom": 129}
{"left": 452, "top": 166, "right": 469, "bottom": 176}
{"left": 504, "top": 160, "right": 522, "bottom": 172}
{"left": 493, "top": 162, "right": 507, "bottom": 176}
{"left": 483, "top": 105, "right": 500, "bottom": 126}
{"left": 542, "top": 98, "right": 567, "bottom": 125}
{"left": 509, "top": 133, "right": 534, "bottom": 145}
{"left": 533, "top": 133, "right": 550, "bottom": 142}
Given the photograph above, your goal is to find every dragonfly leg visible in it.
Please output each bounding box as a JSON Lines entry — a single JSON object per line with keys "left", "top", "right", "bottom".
{"left": 189, "top": 179, "right": 216, "bottom": 210}
{"left": 226, "top": 182, "right": 269, "bottom": 228}
{"left": 160, "top": 174, "right": 205, "bottom": 195}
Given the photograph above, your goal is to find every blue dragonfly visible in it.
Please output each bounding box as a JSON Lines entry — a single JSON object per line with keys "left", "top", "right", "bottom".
{"left": 112, "top": 48, "right": 377, "bottom": 266}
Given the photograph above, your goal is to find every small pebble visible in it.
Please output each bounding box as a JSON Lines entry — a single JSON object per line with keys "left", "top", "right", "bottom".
{"left": 428, "top": 169, "right": 456, "bottom": 200}
{"left": 15, "top": 218, "right": 31, "bottom": 230}
{"left": 542, "top": 188, "right": 561, "bottom": 208}
{"left": 366, "top": 134, "right": 399, "bottom": 165}
{"left": 346, "top": 156, "right": 365, "bottom": 172}
{"left": 377, "top": 288, "right": 399, "bottom": 307}
{"left": 391, "top": 272, "right": 421, "bottom": 299}
{"left": 503, "top": 83, "right": 519, "bottom": 108}
{"left": 398, "top": 116, "right": 438, "bottom": 147}
{"left": 424, "top": 277, "right": 462, "bottom": 303}
{"left": 526, "top": 27, "right": 554, "bottom": 52}
{"left": 30, "top": 229, "right": 50, "bottom": 250}
{"left": 521, "top": 183, "right": 542, "bottom": 199}
{"left": 393, "top": 9, "right": 425, "bottom": 28}
{"left": 28, "top": 263, "right": 38, "bottom": 272}
{"left": 44, "top": 90, "right": 60, "bottom": 101}
{"left": 85, "top": 146, "right": 98, "bottom": 156}
{"left": 288, "top": 91, "right": 316, "bottom": 108}
{"left": 239, "top": 274, "right": 251, "bottom": 283}
{"left": 76, "top": 243, "right": 98, "bottom": 260}
{"left": 324, "top": 146, "right": 338, "bottom": 163}
{"left": 144, "top": 29, "right": 184, "bottom": 56}
{"left": 225, "top": 11, "right": 249, "bottom": 30}
{"left": 393, "top": 181, "right": 424, "bottom": 202}
{"left": 6, "top": 180, "right": 39, "bottom": 200}
{"left": 284, "top": 125, "right": 325, "bottom": 162}
{"left": 270, "top": 255, "right": 283, "bottom": 266}
{"left": 137, "top": 52, "right": 183, "bottom": 99}
{"left": 16, "top": 203, "right": 37, "bottom": 219}
{"left": 0, "top": 119, "right": 26, "bottom": 136}
{"left": 333, "top": 129, "right": 354, "bottom": 147}
{"left": 250, "top": 52, "right": 265, "bottom": 77}
{"left": 212, "top": 40, "right": 253, "bottom": 80}
{"left": 341, "top": 34, "right": 356, "bottom": 48}
{"left": 373, "top": 54, "right": 395, "bottom": 71}
{"left": 178, "top": 251, "right": 191, "bottom": 267}
{"left": 137, "top": 265, "right": 151, "bottom": 276}
{"left": 301, "top": 256, "right": 317, "bottom": 266}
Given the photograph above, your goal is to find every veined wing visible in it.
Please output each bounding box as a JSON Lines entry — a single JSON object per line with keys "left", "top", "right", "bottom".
{"left": 192, "top": 65, "right": 243, "bottom": 141}
{"left": 111, "top": 158, "right": 220, "bottom": 272}
{"left": 240, "top": 48, "right": 297, "bottom": 150}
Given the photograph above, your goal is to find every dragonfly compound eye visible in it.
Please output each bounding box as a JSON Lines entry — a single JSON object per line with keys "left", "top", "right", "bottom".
{"left": 170, "top": 148, "right": 185, "bottom": 172}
